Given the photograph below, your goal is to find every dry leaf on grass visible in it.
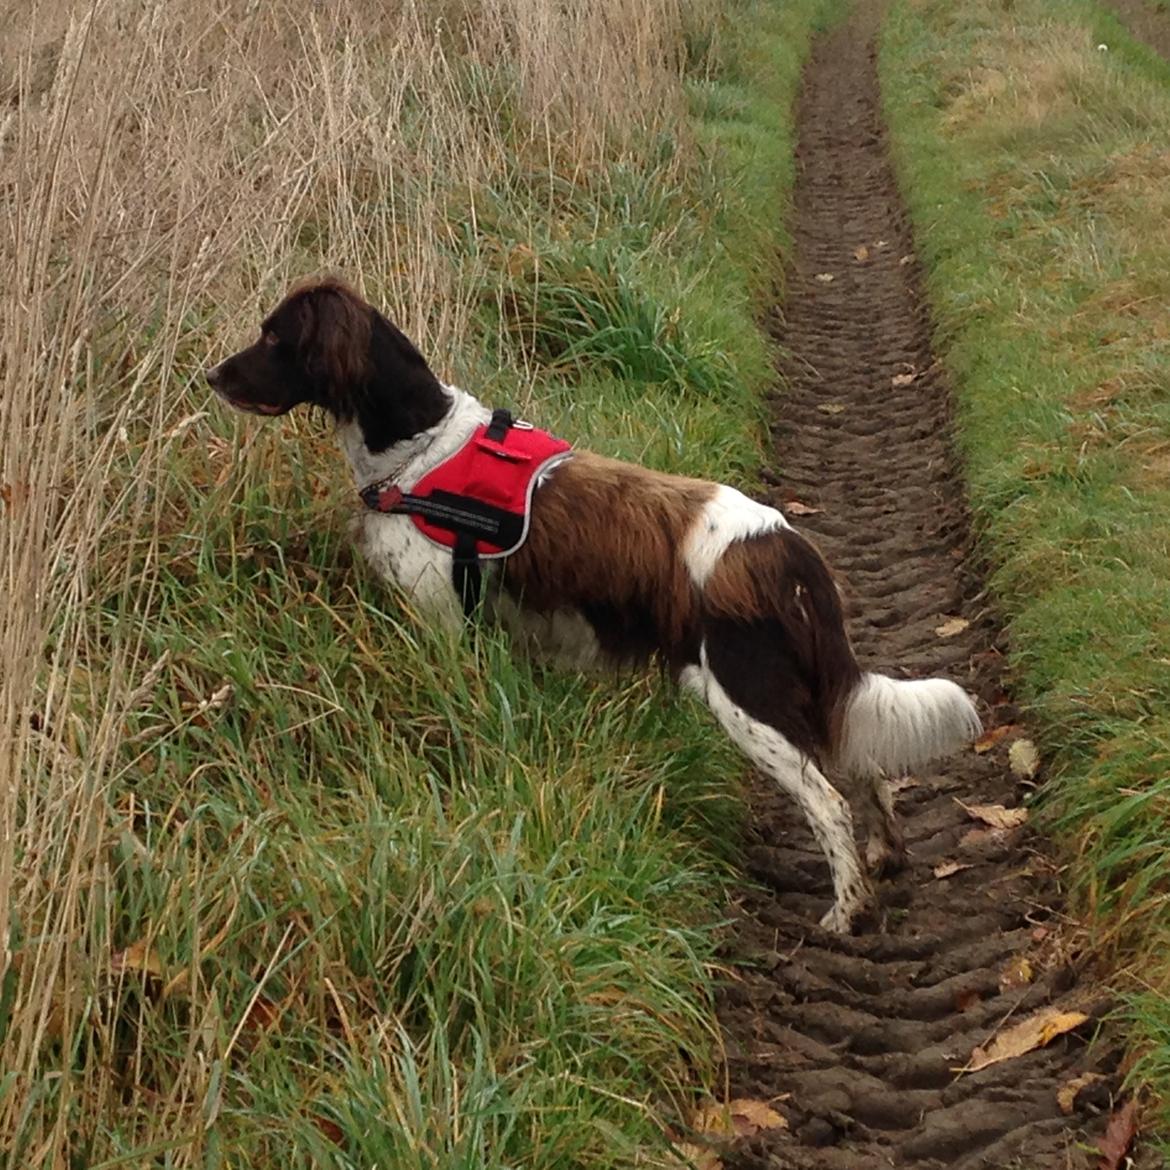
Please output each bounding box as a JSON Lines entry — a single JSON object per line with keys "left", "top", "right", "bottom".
{"left": 934, "top": 616, "right": 969, "bottom": 638}
{"left": 815, "top": 272, "right": 835, "bottom": 283}
{"left": 784, "top": 500, "right": 823, "bottom": 516}
{"left": 1057, "top": 1071, "right": 1104, "bottom": 1116}
{"left": 957, "top": 800, "right": 1028, "bottom": 831}
{"left": 1097, "top": 1098, "right": 1138, "bottom": 1170}
{"left": 109, "top": 939, "right": 165, "bottom": 979}
{"left": 891, "top": 372, "right": 917, "bottom": 388}
{"left": 673, "top": 1143, "right": 722, "bottom": 1170}
{"left": 974, "top": 724, "right": 1022, "bottom": 753}
{"left": 933, "top": 860, "right": 972, "bottom": 879}
{"left": 1009, "top": 738, "right": 1041, "bottom": 780}
{"left": 965, "top": 1008, "right": 1089, "bottom": 1072}
{"left": 692, "top": 1098, "right": 788, "bottom": 1139}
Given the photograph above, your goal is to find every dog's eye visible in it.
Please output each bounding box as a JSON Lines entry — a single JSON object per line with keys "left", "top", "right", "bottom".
{"left": 263, "top": 331, "right": 280, "bottom": 348}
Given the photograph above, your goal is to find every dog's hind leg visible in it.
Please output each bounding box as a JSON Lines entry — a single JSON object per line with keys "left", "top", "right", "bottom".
{"left": 681, "top": 656, "right": 875, "bottom": 934}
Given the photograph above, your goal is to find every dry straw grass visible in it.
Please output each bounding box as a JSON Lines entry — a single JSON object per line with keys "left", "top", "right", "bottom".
{"left": 0, "top": 0, "right": 719, "bottom": 1158}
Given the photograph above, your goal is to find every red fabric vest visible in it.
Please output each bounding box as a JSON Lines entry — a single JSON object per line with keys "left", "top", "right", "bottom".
{"left": 363, "top": 419, "right": 572, "bottom": 558}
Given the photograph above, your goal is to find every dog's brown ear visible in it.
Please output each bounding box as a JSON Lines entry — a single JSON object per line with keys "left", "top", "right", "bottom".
{"left": 292, "top": 281, "right": 373, "bottom": 400}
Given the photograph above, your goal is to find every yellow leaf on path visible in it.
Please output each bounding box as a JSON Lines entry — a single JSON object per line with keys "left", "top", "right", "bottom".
{"left": 1057, "top": 1071, "right": 1103, "bottom": 1115}
{"left": 974, "top": 723, "right": 1021, "bottom": 753}
{"left": 692, "top": 1098, "right": 787, "bottom": 1139}
{"left": 784, "top": 500, "right": 822, "bottom": 516}
{"left": 957, "top": 800, "right": 1028, "bottom": 831}
{"left": 816, "top": 402, "right": 847, "bottom": 415}
{"left": 998, "top": 955, "right": 1034, "bottom": 993}
{"left": 934, "top": 616, "right": 969, "bottom": 638}
{"left": 933, "top": 860, "right": 973, "bottom": 879}
{"left": 1009, "top": 738, "right": 1041, "bottom": 780}
{"left": 965, "top": 1008, "right": 1089, "bottom": 1072}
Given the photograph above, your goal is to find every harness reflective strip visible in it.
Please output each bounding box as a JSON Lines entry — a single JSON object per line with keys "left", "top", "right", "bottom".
{"left": 360, "top": 409, "right": 572, "bottom": 617}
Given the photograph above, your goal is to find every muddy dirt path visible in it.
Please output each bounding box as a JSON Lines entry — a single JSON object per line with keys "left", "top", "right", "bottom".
{"left": 1109, "top": 0, "right": 1170, "bottom": 58}
{"left": 715, "top": 7, "right": 1149, "bottom": 1169}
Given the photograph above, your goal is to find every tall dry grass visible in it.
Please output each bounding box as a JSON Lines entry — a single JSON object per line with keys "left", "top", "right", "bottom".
{"left": 0, "top": 0, "right": 721, "bottom": 1160}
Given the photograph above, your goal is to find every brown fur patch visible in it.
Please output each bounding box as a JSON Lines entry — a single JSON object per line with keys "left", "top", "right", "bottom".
{"left": 703, "top": 528, "right": 861, "bottom": 758}
{"left": 503, "top": 452, "right": 716, "bottom": 666}
{"left": 275, "top": 278, "right": 374, "bottom": 396}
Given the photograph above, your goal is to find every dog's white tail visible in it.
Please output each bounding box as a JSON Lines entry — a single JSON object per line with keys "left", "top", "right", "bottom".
{"left": 837, "top": 673, "right": 982, "bottom": 778}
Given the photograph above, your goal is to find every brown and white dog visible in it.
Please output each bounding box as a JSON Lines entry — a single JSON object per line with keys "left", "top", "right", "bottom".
{"left": 207, "top": 277, "right": 982, "bottom": 932}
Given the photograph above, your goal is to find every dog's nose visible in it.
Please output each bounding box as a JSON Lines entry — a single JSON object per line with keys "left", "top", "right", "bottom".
{"left": 206, "top": 363, "right": 224, "bottom": 390}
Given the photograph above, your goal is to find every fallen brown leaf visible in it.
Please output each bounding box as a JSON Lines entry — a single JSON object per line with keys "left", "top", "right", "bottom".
{"left": 965, "top": 1008, "right": 1089, "bottom": 1072}
{"left": 784, "top": 500, "right": 823, "bottom": 516}
{"left": 958, "top": 800, "right": 1028, "bottom": 831}
{"left": 974, "top": 724, "right": 1022, "bottom": 753}
{"left": 955, "top": 988, "right": 982, "bottom": 1013}
{"left": 853, "top": 244, "right": 870, "bottom": 262}
{"left": 1009, "top": 738, "right": 1041, "bottom": 780}
{"left": 692, "top": 1098, "right": 787, "bottom": 1139}
{"left": 728, "top": 1099, "right": 788, "bottom": 1137}
{"left": 933, "top": 860, "right": 972, "bottom": 879}
{"left": 1057, "top": 1071, "right": 1104, "bottom": 1116}
{"left": 311, "top": 1115, "right": 346, "bottom": 1146}
{"left": 110, "top": 939, "right": 165, "bottom": 980}
{"left": 934, "top": 616, "right": 969, "bottom": 638}
{"left": 959, "top": 827, "right": 1001, "bottom": 850}
{"left": 891, "top": 372, "right": 917, "bottom": 388}
{"left": 1097, "top": 1098, "right": 1138, "bottom": 1170}
{"left": 674, "top": 1143, "right": 722, "bottom": 1170}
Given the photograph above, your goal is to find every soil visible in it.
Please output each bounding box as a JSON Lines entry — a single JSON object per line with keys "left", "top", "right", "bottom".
{"left": 1108, "top": 0, "right": 1170, "bottom": 58}
{"left": 712, "top": 7, "right": 1160, "bottom": 1169}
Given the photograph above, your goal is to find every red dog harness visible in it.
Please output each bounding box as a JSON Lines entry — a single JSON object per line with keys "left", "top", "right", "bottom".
{"left": 360, "top": 409, "right": 572, "bottom": 615}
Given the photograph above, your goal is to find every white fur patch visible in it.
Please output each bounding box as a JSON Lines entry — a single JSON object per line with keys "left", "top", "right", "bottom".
{"left": 354, "top": 510, "right": 463, "bottom": 628}
{"left": 682, "top": 484, "right": 791, "bottom": 588}
{"left": 838, "top": 673, "right": 983, "bottom": 778}
{"left": 337, "top": 385, "right": 489, "bottom": 494}
{"left": 690, "top": 646, "right": 872, "bottom": 932}
{"left": 339, "top": 385, "right": 490, "bottom": 622}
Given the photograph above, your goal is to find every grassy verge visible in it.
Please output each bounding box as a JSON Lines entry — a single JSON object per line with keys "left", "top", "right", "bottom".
{"left": 0, "top": 0, "right": 829, "bottom": 1164}
{"left": 881, "top": 0, "right": 1170, "bottom": 1130}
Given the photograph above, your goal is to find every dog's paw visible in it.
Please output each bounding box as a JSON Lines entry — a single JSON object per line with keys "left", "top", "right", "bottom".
{"left": 819, "top": 902, "right": 855, "bottom": 934}
{"left": 819, "top": 896, "right": 875, "bottom": 934}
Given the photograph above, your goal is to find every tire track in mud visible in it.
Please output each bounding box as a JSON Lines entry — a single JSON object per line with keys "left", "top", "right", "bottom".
{"left": 715, "top": 7, "right": 1148, "bottom": 1168}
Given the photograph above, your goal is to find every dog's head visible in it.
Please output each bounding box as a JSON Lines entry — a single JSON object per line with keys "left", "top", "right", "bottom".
{"left": 206, "top": 278, "right": 449, "bottom": 451}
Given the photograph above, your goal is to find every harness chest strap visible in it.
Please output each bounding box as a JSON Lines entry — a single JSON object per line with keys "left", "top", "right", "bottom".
{"left": 360, "top": 408, "right": 573, "bottom": 616}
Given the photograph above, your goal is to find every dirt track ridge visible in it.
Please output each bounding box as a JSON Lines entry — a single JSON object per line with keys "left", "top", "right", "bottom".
{"left": 715, "top": 8, "right": 1146, "bottom": 1168}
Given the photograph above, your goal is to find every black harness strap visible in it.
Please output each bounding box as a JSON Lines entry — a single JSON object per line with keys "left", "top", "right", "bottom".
{"left": 485, "top": 407, "right": 514, "bottom": 442}
{"left": 361, "top": 409, "right": 519, "bottom": 619}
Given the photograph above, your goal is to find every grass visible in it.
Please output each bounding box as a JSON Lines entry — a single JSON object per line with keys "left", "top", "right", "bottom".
{"left": 881, "top": 0, "right": 1170, "bottom": 1132}
{"left": 0, "top": 0, "right": 831, "bottom": 1164}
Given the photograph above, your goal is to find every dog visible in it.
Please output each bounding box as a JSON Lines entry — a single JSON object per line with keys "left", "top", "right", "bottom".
{"left": 206, "top": 277, "right": 982, "bottom": 932}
